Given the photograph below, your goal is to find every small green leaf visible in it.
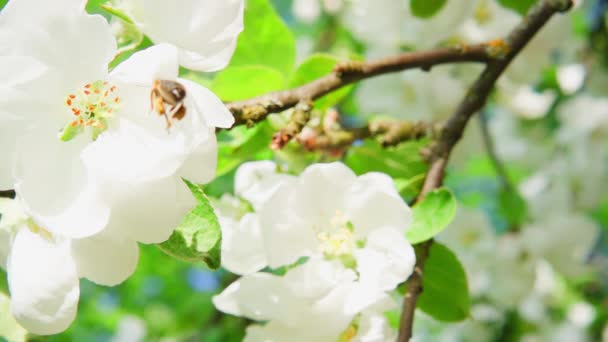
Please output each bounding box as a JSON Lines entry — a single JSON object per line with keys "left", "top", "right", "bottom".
{"left": 212, "top": 65, "right": 286, "bottom": 102}
{"left": 497, "top": 187, "right": 528, "bottom": 227}
{"left": 345, "top": 139, "right": 429, "bottom": 198}
{"left": 157, "top": 180, "right": 222, "bottom": 269}
{"left": 289, "top": 54, "right": 352, "bottom": 109}
{"left": 230, "top": 0, "right": 296, "bottom": 75}
{"left": 406, "top": 188, "right": 457, "bottom": 244}
{"left": 216, "top": 122, "right": 275, "bottom": 177}
{"left": 497, "top": 0, "right": 537, "bottom": 15}
{"left": 417, "top": 242, "right": 470, "bottom": 321}
{"left": 410, "top": 0, "right": 448, "bottom": 18}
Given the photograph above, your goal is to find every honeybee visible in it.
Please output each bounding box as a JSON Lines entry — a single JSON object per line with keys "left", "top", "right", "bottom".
{"left": 151, "top": 79, "right": 187, "bottom": 129}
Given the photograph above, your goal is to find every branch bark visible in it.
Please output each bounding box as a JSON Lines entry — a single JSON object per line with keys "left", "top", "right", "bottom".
{"left": 397, "top": 1, "right": 573, "bottom": 341}
{"left": 227, "top": 43, "right": 495, "bottom": 126}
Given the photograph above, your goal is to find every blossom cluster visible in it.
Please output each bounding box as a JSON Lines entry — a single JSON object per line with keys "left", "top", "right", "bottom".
{"left": 211, "top": 161, "right": 415, "bottom": 341}
{"left": 0, "top": 0, "right": 243, "bottom": 334}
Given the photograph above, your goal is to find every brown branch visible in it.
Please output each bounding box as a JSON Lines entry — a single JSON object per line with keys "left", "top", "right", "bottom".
{"left": 397, "top": 1, "right": 574, "bottom": 341}
{"left": 0, "top": 190, "right": 15, "bottom": 199}
{"left": 298, "top": 119, "right": 432, "bottom": 152}
{"left": 227, "top": 44, "right": 495, "bottom": 127}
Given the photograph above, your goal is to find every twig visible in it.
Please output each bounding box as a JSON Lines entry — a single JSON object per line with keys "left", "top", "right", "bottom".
{"left": 270, "top": 100, "right": 313, "bottom": 150}
{"left": 478, "top": 111, "right": 516, "bottom": 191}
{"left": 227, "top": 44, "right": 495, "bottom": 127}
{"left": 397, "top": 1, "right": 574, "bottom": 341}
{"left": 0, "top": 190, "right": 15, "bottom": 199}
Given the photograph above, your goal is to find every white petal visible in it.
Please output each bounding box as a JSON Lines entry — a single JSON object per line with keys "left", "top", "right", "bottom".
{"left": 344, "top": 172, "right": 412, "bottom": 238}
{"left": 213, "top": 273, "right": 298, "bottom": 323}
{"left": 103, "top": 176, "right": 195, "bottom": 244}
{"left": 356, "top": 227, "right": 416, "bottom": 292}
{"left": 128, "top": 0, "right": 244, "bottom": 71}
{"left": 83, "top": 119, "right": 189, "bottom": 184}
{"left": 177, "top": 133, "right": 218, "bottom": 184}
{"left": 258, "top": 182, "right": 318, "bottom": 268}
{"left": 1, "top": 6, "right": 115, "bottom": 89}
{"left": 245, "top": 322, "right": 314, "bottom": 342}
{"left": 7, "top": 229, "right": 79, "bottom": 335}
{"left": 109, "top": 43, "right": 179, "bottom": 85}
{"left": 220, "top": 214, "right": 268, "bottom": 275}
{"left": 283, "top": 257, "right": 356, "bottom": 300}
{"left": 557, "top": 64, "right": 586, "bottom": 95}
{"left": 179, "top": 78, "right": 235, "bottom": 129}
{"left": 72, "top": 232, "right": 139, "bottom": 286}
{"left": 294, "top": 162, "right": 356, "bottom": 227}
{"left": 14, "top": 127, "right": 110, "bottom": 239}
{"left": 234, "top": 161, "right": 292, "bottom": 210}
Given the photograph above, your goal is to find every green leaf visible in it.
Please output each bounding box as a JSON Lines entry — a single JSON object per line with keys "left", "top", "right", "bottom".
{"left": 212, "top": 65, "right": 286, "bottom": 102}
{"left": 497, "top": 0, "right": 537, "bottom": 15}
{"left": 406, "top": 188, "right": 457, "bottom": 244}
{"left": 289, "top": 54, "right": 352, "bottom": 109}
{"left": 157, "top": 180, "right": 222, "bottom": 269}
{"left": 345, "top": 140, "right": 429, "bottom": 199}
{"left": 230, "top": 0, "right": 296, "bottom": 75}
{"left": 216, "top": 122, "right": 275, "bottom": 177}
{"left": 410, "top": 0, "right": 447, "bottom": 18}
{"left": 417, "top": 243, "right": 470, "bottom": 321}
{"left": 497, "top": 187, "right": 528, "bottom": 227}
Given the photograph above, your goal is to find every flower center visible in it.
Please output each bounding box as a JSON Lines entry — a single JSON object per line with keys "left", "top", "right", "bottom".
{"left": 59, "top": 80, "right": 120, "bottom": 141}
{"left": 316, "top": 210, "right": 356, "bottom": 257}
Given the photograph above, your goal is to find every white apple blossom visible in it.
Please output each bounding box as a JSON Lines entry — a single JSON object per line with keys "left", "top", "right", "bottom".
{"left": 0, "top": 0, "right": 116, "bottom": 239}
{"left": 521, "top": 214, "right": 599, "bottom": 278}
{"left": 557, "top": 64, "right": 586, "bottom": 95}
{"left": 212, "top": 161, "right": 292, "bottom": 275}
{"left": 0, "top": 198, "right": 138, "bottom": 335}
{"left": 1, "top": 0, "right": 233, "bottom": 244}
{"left": 215, "top": 256, "right": 400, "bottom": 342}
{"left": 82, "top": 42, "right": 234, "bottom": 244}
{"left": 119, "top": 0, "right": 244, "bottom": 71}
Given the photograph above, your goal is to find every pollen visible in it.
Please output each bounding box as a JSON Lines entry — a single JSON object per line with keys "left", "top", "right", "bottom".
{"left": 60, "top": 80, "right": 121, "bottom": 142}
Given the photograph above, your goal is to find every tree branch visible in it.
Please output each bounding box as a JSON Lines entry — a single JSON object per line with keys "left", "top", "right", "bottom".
{"left": 397, "top": 1, "right": 574, "bottom": 341}
{"left": 227, "top": 43, "right": 496, "bottom": 127}
{"left": 0, "top": 190, "right": 16, "bottom": 199}
{"left": 478, "top": 111, "right": 516, "bottom": 191}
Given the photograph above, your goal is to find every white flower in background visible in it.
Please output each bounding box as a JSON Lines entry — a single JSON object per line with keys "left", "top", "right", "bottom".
{"left": 521, "top": 214, "right": 599, "bottom": 278}
{"left": 487, "top": 234, "right": 537, "bottom": 308}
{"left": 437, "top": 209, "right": 496, "bottom": 296}
{"left": 119, "top": 0, "right": 244, "bottom": 71}
{"left": 293, "top": 0, "right": 344, "bottom": 23}
{"left": 293, "top": 0, "right": 321, "bottom": 23}
{"left": 343, "top": 0, "right": 472, "bottom": 49}
{"left": 557, "top": 94, "right": 608, "bottom": 139}
{"left": 499, "top": 83, "right": 556, "bottom": 119}
{"left": 0, "top": 198, "right": 138, "bottom": 335}
{"left": 557, "top": 64, "right": 586, "bottom": 95}
{"left": 356, "top": 66, "right": 468, "bottom": 120}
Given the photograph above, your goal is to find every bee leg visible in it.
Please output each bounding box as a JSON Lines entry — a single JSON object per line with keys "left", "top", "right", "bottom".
{"left": 170, "top": 103, "right": 186, "bottom": 121}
